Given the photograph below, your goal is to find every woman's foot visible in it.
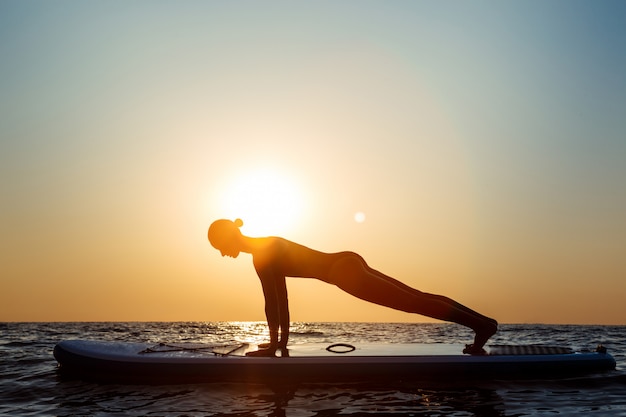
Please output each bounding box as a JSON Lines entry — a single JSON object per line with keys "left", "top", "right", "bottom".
{"left": 464, "top": 319, "right": 498, "bottom": 355}
{"left": 463, "top": 344, "right": 487, "bottom": 355}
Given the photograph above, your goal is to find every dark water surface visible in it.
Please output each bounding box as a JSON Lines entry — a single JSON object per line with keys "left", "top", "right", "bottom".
{"left": 1, "top": 322, "right": 625, "bottom": 416}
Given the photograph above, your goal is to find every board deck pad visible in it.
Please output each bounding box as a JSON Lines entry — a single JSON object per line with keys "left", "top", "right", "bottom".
{"left": 488, "top": 345, "right": 574, "bottom": 355}
{"left": 139, "top": 342, "right": 250, "bottom": 356}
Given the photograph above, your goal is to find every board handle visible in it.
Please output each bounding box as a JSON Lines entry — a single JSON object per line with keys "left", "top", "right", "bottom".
{"left": 326, "top": 343, "right": 356, "bottom": 354}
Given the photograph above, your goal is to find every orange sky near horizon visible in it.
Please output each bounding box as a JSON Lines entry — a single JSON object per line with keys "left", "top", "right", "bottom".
{"left": 2, "top": 2, "right": 625, "bottom": 324}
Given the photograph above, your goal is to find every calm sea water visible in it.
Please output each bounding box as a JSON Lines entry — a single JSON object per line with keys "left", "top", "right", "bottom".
{"left": 1, "top": 322, "right": 625, "bottom": 416}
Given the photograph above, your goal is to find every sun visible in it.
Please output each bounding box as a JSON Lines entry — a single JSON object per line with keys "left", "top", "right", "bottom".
{"left": 218, "top": 167, "right": 305, "bottom": 236}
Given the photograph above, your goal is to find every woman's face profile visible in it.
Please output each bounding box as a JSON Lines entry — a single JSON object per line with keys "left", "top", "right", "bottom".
{"left": 208, "top": 220, "right": 241, "bottom": 258}
{"left": 217, "top": 239, "right": 240, "bottom": 258}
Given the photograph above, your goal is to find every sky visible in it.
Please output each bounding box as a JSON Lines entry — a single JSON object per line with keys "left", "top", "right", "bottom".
{"left": 1, "top": 1, "right": 625, "bottom": 324}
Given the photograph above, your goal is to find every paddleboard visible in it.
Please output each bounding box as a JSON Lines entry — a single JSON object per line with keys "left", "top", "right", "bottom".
{"left": 53, "top": 340, "right": 616, "bottom": 384}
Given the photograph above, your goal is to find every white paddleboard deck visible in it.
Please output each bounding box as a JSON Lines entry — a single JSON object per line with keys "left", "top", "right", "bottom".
{"left": 54, "top": 340, "right": 616, "bottom": 384}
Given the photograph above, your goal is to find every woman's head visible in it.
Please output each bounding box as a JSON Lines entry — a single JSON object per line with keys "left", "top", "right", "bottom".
{"left": 208, "top": 218, "right": 244, "bottom": 257}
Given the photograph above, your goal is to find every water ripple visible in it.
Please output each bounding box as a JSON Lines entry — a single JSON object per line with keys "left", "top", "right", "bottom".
{"left": 1, "top": 322, "right": 624, "bottom": 416}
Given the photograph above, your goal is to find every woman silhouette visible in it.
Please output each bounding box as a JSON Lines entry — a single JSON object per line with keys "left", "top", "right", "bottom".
{"left": 208, "top": 219, "right": 497, "bottom": 356}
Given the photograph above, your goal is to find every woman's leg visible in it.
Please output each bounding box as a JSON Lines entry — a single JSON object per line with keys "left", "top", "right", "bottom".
{"left": 329, "top": 253, "right": 497, "bottom": 352}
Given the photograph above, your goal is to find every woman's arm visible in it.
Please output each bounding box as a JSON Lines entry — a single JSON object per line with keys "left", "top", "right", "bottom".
{"left": 274, "top": 273, "right": 290, "bottom": 348}
{"left": 253, "top": 266, "right": 290, "bottom": 355}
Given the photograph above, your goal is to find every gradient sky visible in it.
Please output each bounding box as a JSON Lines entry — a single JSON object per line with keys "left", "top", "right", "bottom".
{"left": 2, "top": 1, "right": 625, "bottom": 324}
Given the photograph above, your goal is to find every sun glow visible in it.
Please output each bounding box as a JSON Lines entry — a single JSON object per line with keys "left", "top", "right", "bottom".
{"left": 218, "top": 167, "right": 305, "bottom": 236}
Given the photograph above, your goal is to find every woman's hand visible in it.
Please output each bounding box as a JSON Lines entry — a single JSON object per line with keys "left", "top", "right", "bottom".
{"left": 245, "top": 346, "right": 277, "bottom": 357}
{"left": 245, "top": 341, "right": 289, "bottom": 357}
{"left": 257, "top": 340, "right": 287, "bottom": 349}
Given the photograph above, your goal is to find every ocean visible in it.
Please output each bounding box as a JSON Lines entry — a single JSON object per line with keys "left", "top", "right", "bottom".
{"left": 1, "top": 322, "right": 625, "bottom": 416}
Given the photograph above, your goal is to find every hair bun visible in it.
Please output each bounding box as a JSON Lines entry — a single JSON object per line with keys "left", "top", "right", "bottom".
{"left": 234, "top": 218, "right": 244, "bottom": 227}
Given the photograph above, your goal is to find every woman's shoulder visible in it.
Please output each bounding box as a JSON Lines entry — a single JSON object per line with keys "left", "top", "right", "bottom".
{"left": 253, "top": 236, "right": 319, "bottom": 261}
{"left": 253, "top": 238, "right": 296, "bottom": 275}
{"left": 251, "top": 237, "right": 287, "bottom": 264}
